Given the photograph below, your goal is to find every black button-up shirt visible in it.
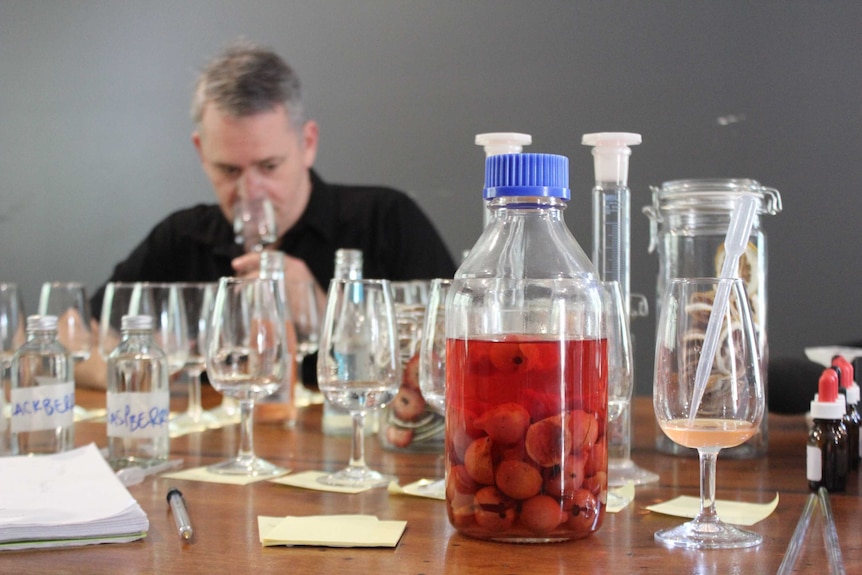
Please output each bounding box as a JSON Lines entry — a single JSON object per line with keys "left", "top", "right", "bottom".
{"left": 91, "top": 170, "right": 457, "bottom": 317}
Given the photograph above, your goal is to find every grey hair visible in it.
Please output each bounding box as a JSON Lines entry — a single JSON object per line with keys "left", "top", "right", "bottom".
{"left": 191, "top": 41, "right": 305, "bottom": 130}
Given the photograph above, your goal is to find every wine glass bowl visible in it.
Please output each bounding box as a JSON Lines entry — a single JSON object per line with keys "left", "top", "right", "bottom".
{"left": 418, "top": 278, "right": 451, "bottom": 415}
{"left": 205, "top": 277, "right": 289, "bottom": 477}
{"left": 316, "top": 279, "right": 400, "bottom": 488}
{"left": 652, "top": 277, "right": 765, "bottom": 549}
{"left": 38, "top": 281, "right": 92, "bottom": 362}
{"left": 233, "top": 194, "right": 277, "bottom": 253}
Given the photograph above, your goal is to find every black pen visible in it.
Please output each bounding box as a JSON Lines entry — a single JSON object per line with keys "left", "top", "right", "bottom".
{"left": 167, "top": 488, "right": 194, "bottom": 541}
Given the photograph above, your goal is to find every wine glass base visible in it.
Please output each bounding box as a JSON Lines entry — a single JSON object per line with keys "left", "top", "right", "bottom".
{"left": 317, "top": 465, "right": 394, "bottom": 489}
{"left": 207, "top": 456, "right": 287, "bottom": 478}
{"left": 608, "top": 457, "right": 660, "bottom": 487}
{"left": 655, "top": 517, "right": 763, "bottom": 549}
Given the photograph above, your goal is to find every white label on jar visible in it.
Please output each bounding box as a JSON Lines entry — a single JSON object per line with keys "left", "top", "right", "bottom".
{"left": 806, "top": 445, "right": 822, "bottom": 482}
{"left": 106, "top": 392, "right": 170, "bottom": 438}
{"left": 10, "top": 380, "right": 75, "bottom": 432}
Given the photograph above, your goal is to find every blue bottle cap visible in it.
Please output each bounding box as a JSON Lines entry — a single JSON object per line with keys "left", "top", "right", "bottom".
{"left": 483, "top": 153, "right": 570, "bottom": 200}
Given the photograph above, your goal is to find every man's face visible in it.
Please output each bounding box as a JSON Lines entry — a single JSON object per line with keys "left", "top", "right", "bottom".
{"left": 193, "top": 104, "right": 318, "bottom": 238}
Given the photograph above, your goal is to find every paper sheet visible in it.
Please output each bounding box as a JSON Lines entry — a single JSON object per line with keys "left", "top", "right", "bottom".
{"left": 0, "top": 443, "right": 148, "bottom": 550}
{"left": 388, "top": 478, "right": 446, "bottom": 500}
{"left": 258, "top": 514, "right": 407, "bottom": 548}
{"left": 646, "top": 492, "right": 780, "bottom": 526}
{"left": 161, "top": 465, "right": 289, "bottom": 485}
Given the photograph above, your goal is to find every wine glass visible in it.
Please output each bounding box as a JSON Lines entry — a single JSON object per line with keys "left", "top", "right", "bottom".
{"left": 317, "top": 279, "right": 400, "bottom": 488}
{"left": 233, "top": 187, "right": 277, "bottom": 253}
{"left": 286, "top": 279, "right": 323, "bottom": 407}
{"left": 602, "top": 281, "right": 658, "bottom": 491}
{"left": 416, "top": 278, "right": 452, "bottom": 494}
{"left": 418, "top": 279, "right": 451, "bottom": 414}
{"left": 38, "top": 281, "right": 92, "bottom": 362}
{"left": 170, "top": 283, "right": 219, "bottom": 434}
{"left": 0, "top": 283, "right": 25, "bottom": 454}
{"left": 205, "top": 276, "right": 289, "bottom": 476}
{"left": 653, "top": 277, "right": 765, "bottom": 549}
{"left": 209, "top": 185, "right": 278, "bottom": 423}
{"left": 0, "top": 283, "right": 26, "bottom": 368}
{"left": 99, "top": 282, "right": 189, "bottom": 376}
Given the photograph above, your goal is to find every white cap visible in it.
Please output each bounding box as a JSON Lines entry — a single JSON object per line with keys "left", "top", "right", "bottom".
{"left": 581, "top": 132, "right": 642, "bottom": 184}
{"left": 475, "top": 133, "right": 532, "bottom": 157}
{"left": 811, "top": 393, "right": 847, "bottom": 420}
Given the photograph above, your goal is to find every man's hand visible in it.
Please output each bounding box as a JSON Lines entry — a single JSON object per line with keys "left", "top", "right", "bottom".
{"left": 231, "top": 250, "right": 326, "bottom": 317}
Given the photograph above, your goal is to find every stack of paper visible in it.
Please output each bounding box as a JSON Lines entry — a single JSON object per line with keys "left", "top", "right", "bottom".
{"left": 0, "top": 443, "right": 149, "bottom": 550}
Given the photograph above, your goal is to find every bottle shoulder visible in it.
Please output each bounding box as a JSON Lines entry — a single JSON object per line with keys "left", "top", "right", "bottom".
{"left": 458, "top": 214, "right": 596, "bottom": 280}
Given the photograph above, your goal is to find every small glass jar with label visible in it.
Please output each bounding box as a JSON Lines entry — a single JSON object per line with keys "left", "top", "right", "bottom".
{"left": 10, "top": 315, "right": 75, "bottom": 454}
{"left": 106, "top": 315, "right": 170, "bottom": 469}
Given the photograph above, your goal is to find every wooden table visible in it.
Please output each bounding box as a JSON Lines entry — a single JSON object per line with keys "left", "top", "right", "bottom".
{"left": 4, "top": 392, "right": 859, "bottom": 574}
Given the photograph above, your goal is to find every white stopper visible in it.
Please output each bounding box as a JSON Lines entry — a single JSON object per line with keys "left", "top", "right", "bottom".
{"left": 475, "top": 133, "right": 532, "bottom": 157}
{"left": 582, "top": 132, "right": 642, "bottom": 184}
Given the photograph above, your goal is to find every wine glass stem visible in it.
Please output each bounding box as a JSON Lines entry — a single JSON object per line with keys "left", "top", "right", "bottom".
{"left": 608, "top": 403, "right": 633, "bottom": 461}
{"left": 698, "top": 448, "right": 720, "bottom": 521}
{"left": 238, "top": 399, "right": 256, "bottom": 461}
{"left": 349, "top": 411, "right": 368, "bottom": 470}
{"left": 187, "top": 368, "right": 203, "bottom": 421}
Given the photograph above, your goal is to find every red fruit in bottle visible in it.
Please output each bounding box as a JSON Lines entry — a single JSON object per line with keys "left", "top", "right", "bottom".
{"left": 384, "top": 425, "right": 414, "bottom": 448}
{"left": 569, "top": 410, "right": 599, "bottom": 452}
{"left": 520, "top": 495, "right": 567, "bottom": 535}
{"left": 473, "top": 486, "right": 515, "bottom": 532}
{"left": 475, "top": 402, "right": 530, "bottom": 445}
{"left": 495, "top": 459, "right": 543, "bottom": 500}
{"left": 464, "top": 436, "right": 495, "bottom": 485}
{"left": 543, "top": 453, "right": 586, "bottom": 499}
{"left": 584, "top": 437, "right": 607, "bottom": 477}
{"left": 392, "top": 385, "right": 426, "bottom": 422}
{"left": 566, "top": 489, "right": 601, "bottom": 532}
{"left": 402, "top": 353, "right": 420, "bottom": 390}
{"left": 525, "top": 414, "right": 572, "bottom": 467}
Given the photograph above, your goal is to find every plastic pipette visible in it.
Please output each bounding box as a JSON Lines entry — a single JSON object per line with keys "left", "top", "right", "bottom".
{"left": 687, "top": 193, "right": 758, "bottom": 422}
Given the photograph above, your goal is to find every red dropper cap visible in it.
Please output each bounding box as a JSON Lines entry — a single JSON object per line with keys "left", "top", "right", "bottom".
{"left": 831, "top": 356, "right": 854, "bottom": 389}
{"left": 819, "top": 369, "right": 839, "bottom": 402}
{"left": 811, "top": 368, "right": 844, "bottom": 420}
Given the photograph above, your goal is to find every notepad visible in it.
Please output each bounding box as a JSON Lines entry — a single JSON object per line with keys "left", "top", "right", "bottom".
{"left": 0, "top": 443, "right": 149, "bottom": 550}
{"left": 258, "top": 514, "right": 407, "bottom": 548}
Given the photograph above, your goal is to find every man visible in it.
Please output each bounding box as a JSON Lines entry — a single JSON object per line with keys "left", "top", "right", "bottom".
{"left": 80, "top": 42, "right": 456, "bottom": 389}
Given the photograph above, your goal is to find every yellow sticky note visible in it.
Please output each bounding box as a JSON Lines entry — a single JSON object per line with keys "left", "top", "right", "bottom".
{"left": 258, "top": 515, "right": 407, "bottom": 548}
{"left": 162, "top": 466, "right": 289, "bottom": 485}
{"left": 646, "top": 492, "right": 780, "bottom": 526}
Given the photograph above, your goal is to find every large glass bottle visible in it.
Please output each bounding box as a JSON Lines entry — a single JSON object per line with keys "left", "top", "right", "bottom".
{"left": 106, "top": 315, "right": 170, "bottom": 469}
{"left": 10, "top": 315, "right": 74, "bottom": 454}
{"left": 445, "top": 153, "right": 607, "bottom": 543}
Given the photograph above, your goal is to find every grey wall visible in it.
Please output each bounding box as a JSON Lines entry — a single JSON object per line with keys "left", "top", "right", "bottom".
{"left": 2, "top": 1, "right": 860, "bottom": 395}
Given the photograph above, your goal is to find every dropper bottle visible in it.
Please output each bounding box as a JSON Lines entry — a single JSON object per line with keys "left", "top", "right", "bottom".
{"left": 474, "top": 133, "right": 531, "bottom": 228}
{"left": 807, "top": 369, "right": 848, "bottom": 492}
{"left": 832, "top": 355, "right": 860, "bottom": 470}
